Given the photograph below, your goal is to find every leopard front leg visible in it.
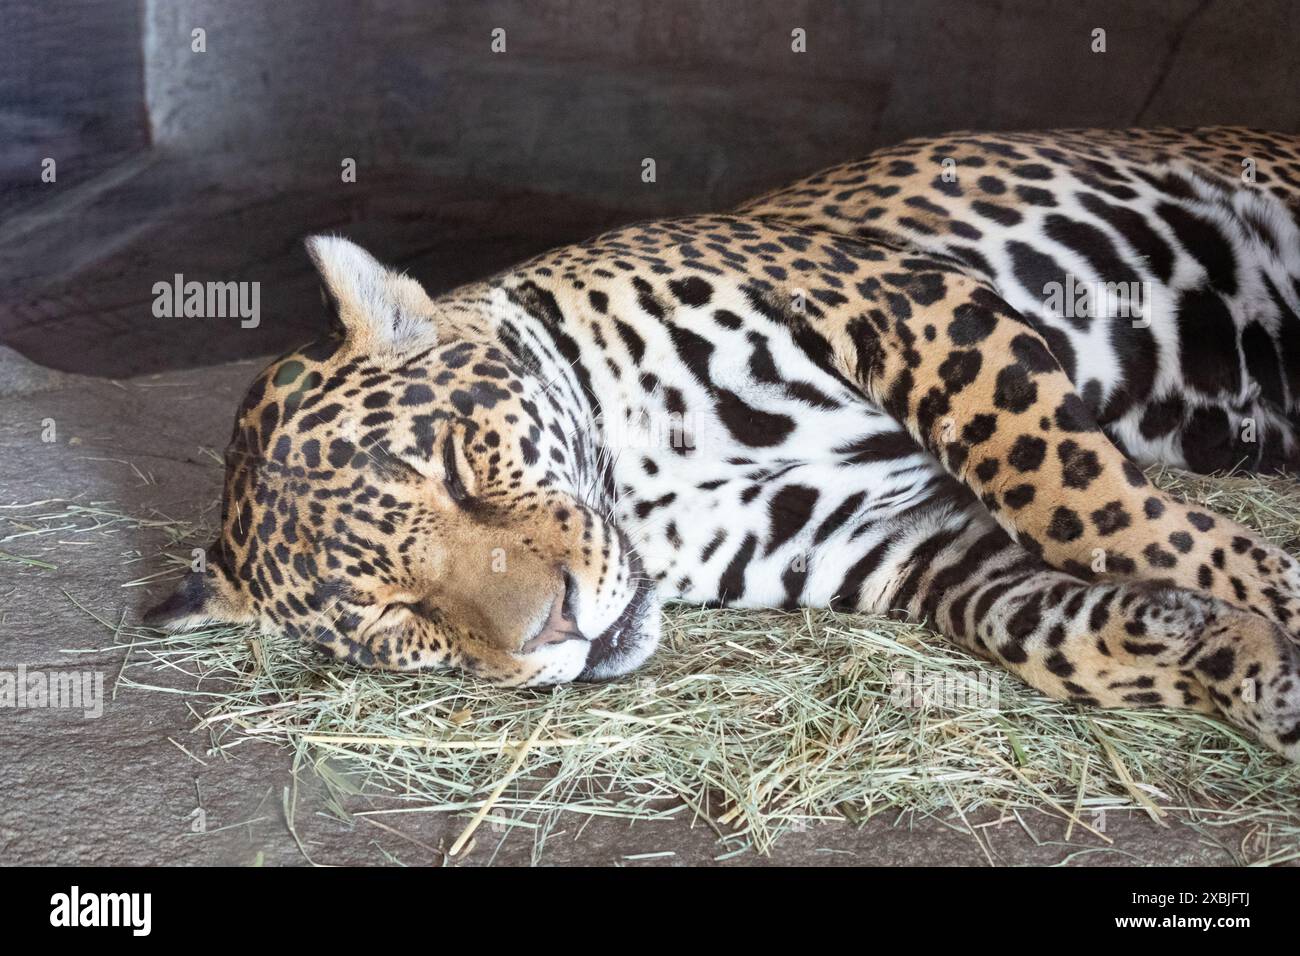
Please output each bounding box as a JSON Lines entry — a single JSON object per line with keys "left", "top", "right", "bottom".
{"left": 915, "top": 540, "right": 1300, "bottom": 760}
{"left": 803, "top": 262, "right": 1300, "bottom": 641}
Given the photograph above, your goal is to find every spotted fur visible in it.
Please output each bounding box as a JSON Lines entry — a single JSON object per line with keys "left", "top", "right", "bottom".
{"left": 148, "top": 128, "right": 1300, "bottom": 760}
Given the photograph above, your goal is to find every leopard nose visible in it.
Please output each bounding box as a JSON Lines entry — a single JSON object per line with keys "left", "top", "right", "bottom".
{"left": 518, "top": 568, "right": 583, "bottom": 654}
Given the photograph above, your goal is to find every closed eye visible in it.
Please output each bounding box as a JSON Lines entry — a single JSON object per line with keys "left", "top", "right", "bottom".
{"left": 441, "top": 434, "right": 473, "bottom": 506}
{"left": 369, "top": 602, "right": 414, "bottom": 631}
{"left": 337, "top": 598, "right": 412, "bottom": 640}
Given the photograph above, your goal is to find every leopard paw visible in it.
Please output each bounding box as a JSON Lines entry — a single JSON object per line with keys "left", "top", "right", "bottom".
{"left": 1186, "top": 602, "right": 1300, "bottom": 761}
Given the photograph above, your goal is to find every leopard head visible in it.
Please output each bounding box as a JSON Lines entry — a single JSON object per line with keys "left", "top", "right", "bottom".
{"left": 144, "top": 237, "right": 658, "bottom": 685}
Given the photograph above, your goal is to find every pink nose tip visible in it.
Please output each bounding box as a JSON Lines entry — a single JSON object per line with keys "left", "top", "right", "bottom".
{"left": 519, "top": 571, "right": 583, "bottom": 654}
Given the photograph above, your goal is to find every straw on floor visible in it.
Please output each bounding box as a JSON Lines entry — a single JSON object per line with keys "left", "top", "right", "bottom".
{"left": 10, "top": 465, "right": 1300, "bottom": 862}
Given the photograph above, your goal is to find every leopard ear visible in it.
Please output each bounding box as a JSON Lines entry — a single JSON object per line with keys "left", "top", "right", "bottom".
{"left": 142, "top": 548, "right": 254, "bottom": 631}
{"left": 306, "top": 235, "right": 438, "bottom": 354}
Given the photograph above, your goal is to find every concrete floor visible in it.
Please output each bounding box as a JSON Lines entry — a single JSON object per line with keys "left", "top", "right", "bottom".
{"left": 0, "top": 344, "right": 1277, "bottom": 866}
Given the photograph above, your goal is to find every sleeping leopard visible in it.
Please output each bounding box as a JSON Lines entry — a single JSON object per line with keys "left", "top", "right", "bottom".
{"left": 146, "top": 127, "right": 1300, "bottom": 760}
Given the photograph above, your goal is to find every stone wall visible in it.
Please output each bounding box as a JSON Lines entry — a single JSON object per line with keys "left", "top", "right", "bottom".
{"left": 3, "top": 0, "right": 1298, "bottom": 375}
{"left": 140, "top": 0, "right": 1300, "bottom": 212}
{"left": 1, "top": 0, "right": 148, "bottom": 203}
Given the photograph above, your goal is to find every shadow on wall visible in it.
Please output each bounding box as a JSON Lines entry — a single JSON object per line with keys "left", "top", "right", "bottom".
{"left": 1, "top": 0, "right": 1297, "bottom": 376}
